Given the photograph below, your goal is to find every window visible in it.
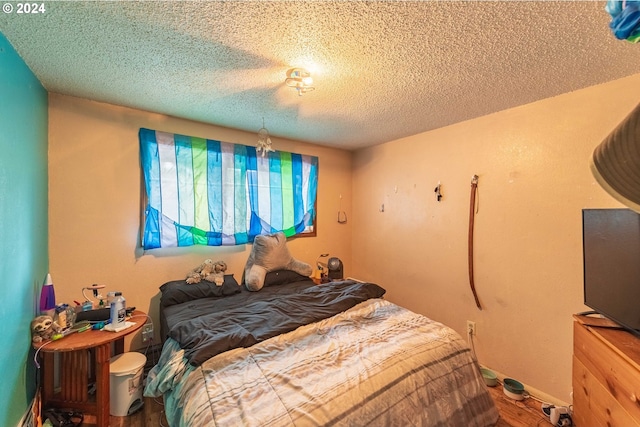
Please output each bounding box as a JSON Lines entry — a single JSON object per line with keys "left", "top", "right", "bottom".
{"left": 139, "top": 128, "right": 318, "bottom": 249}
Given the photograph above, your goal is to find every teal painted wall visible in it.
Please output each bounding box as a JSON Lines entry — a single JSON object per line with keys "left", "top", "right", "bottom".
{"left": 0, "top": 32, "right": 48, "bottom": 426}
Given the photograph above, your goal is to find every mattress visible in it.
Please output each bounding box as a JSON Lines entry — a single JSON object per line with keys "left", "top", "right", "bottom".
{"left": 144, "top": 277, "right": 498, "bottom": 427}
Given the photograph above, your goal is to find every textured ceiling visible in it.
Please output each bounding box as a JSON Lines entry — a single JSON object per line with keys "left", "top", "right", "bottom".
{"left": 1, "top": 1, "right": 639, "bottom": 150}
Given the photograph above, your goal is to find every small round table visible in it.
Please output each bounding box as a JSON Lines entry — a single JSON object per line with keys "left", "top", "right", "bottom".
{"left": 33, "top": 310, "right": 147, "bottom": 427}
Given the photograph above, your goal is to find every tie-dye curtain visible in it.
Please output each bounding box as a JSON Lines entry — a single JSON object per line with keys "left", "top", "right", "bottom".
{"left": 139, "top": 128, "right": 318, "bottom": 249}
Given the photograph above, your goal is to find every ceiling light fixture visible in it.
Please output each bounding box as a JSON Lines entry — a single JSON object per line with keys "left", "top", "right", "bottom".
{"left": 285, "top": 68, "right": 315, "bottom": 96}
{"left": 256, "top": 117, "right": 274, "bottom": 157}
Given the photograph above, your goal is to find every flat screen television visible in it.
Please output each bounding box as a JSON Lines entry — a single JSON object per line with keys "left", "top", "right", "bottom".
{"left": 582, "top": 208, "right": 640, "bottom": 337}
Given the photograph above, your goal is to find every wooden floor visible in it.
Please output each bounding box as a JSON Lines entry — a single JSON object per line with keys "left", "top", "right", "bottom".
{"left": 79, "top": 384, "right": 552, "bottom": 427}
{"left": 489, "top": 385, "right": 554, "bottom": 427}
{"left": 79, "top": 396, "right": 167, "bottom": 427}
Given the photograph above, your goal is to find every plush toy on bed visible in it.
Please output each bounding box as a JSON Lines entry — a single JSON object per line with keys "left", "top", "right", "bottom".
{"left": 186, "top": 259, "right": 228, "bottom": 286}
{"left": 30, "top": 315, "right": 62, "bottom": 343}
{"left": 244, "top": 231, "right": 313, "bottom": 291}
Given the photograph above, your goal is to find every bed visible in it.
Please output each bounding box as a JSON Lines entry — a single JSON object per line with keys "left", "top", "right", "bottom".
{"left": 144, "top": 272, "right": 499, "bottom": 427}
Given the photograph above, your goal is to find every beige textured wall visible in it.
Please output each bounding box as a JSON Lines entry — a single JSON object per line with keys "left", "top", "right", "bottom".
{"left": 351, "top": 74, "right": 640, "bottom": 402}
{"left": 48, "top": 94, "right": 352, "bottom": 348}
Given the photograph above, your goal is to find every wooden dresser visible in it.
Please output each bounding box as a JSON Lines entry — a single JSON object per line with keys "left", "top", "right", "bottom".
{"left": 573, "top": 315, "right": 640, "bottom": 427}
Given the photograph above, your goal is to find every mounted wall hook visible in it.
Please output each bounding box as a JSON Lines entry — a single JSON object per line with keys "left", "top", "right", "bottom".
{"left": 337, "top": 194, "right": 347, "bottom": 223}
{"left": 434, "top": 181, "right": 443, "bottom": 202}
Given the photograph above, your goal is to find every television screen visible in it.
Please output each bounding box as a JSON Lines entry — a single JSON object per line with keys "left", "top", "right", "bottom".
{"left": 583, "top": 208, "right": 640, "bottom": 336}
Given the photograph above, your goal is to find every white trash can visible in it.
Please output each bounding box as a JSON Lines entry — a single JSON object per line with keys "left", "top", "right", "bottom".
{"left": 109, "top": 352, "right": 146, "bottom": 416}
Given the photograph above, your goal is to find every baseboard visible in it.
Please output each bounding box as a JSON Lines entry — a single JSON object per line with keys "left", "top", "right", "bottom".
{"left": 480, "top": 365, "right": 570, "bottom": 407}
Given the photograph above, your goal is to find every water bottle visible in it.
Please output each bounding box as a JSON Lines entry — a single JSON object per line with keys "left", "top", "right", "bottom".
{"left": 106, "top": 291, "right": 116, "bottom": 307}
{"left": 110, "top": 292, "right": 126, "bottom": 328}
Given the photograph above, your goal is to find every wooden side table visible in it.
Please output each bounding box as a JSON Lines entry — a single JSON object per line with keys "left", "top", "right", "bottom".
{"left": 33, "top": 310, "right": 147, "bottom": 427}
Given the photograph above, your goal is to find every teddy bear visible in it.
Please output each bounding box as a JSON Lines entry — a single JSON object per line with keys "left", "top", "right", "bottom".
{"left": 31, "top": 315, "right": 62, "bottom": 343}
{"left": 243, "top": 231, "right": 313, "bottom": 291}
{"left": 186, "top": 259, "right": 228, "bottom": 286}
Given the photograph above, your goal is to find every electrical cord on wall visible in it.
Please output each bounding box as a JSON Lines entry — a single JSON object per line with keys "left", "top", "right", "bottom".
{"left": 129, "top": 313, "right": 156, "bottom": 363}
{"left": 467, "top": 328, "right": 477, "bottom": 359}
{"left": 129, "top": 313, "right": 153, "bottom": 324}
{"left": 33, "top": 339, "right": 54, "bottom": 369}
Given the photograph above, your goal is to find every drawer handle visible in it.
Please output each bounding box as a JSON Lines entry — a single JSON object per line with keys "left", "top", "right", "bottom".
{"left": 631, "top": 394, "right": 637, "bottom": 403}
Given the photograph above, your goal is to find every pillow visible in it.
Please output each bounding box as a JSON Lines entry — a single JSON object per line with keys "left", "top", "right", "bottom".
{"left": 243, "top": 232, "right": 313, "bottom": 291}
{"left": 160, "top": 274, "right": 240, "bottom": 307}
{"left": 263, "top": 269, "right": 313, "bottom": 287}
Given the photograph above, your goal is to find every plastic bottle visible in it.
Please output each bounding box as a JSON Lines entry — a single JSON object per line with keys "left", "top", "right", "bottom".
{"left": 110, "top": 292, "right": 126, "bottom": 328}
{"left": 106, "top": 291, "right": 116, "bottom": 307}
{"left": 56, "top": 305, "right": 67, "bottom": 330}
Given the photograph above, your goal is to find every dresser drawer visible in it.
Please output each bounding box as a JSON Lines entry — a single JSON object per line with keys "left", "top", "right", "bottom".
{"left": 573, "top": 322, "right": 640, "bottom": 426}
{"left": 573, "top": 355, "right": 638, "bottom": 426}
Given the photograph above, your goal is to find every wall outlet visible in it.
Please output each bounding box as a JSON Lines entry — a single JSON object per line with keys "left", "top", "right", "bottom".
{"left": 466, "top": 320, "right": 476, "bottom": 337}
{"left": 142, "top": 323, "right": 154, "bottom": 342}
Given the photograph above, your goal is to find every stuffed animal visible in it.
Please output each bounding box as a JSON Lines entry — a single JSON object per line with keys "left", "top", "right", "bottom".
{"left": 186, "top": 259, "right": 227, "bottom": 286}
{"left": 244, "top": 231, "right": 313, "bottom": 291}
{"left": 31, "top": 315, "right": 62, "bottom": 343}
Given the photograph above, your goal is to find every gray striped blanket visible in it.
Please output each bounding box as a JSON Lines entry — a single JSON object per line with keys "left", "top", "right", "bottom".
{"left": 145, "top": 298, "right": 498, "bottom": 427}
